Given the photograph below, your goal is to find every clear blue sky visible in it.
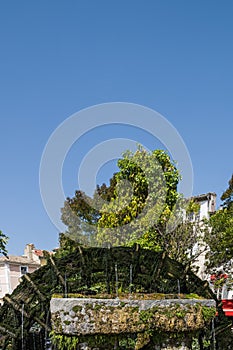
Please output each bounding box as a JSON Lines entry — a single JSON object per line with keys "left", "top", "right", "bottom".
{"left": 0, "top": 1, "right": 232, "bottom": 255}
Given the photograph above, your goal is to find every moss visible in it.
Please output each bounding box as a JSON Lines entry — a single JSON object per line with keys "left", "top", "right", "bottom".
{"left": 139, "top": 309, "right": 154, "bottom": 324}
{"left": 130, "top": 306, "right": 139, "bottom": 313}
{"left": 184, "top": 293, "right": 203, "bottom": 299}
{"left": 120, "top": 301, "right": 126, "bottom": 307}
{"left": 50, "top": 332, "right": 79, "bottom": 350}
{"left": 93, "top": 303, "right": 102, "bottom": 311}
{"left": 50, "top": 331, "right": 193, "bottom": 350}
{"left": 64, "top": 320, "right": 71, "bottom": 325}
{"left": 52, "top": 294, "right": 63, "bottom": 298}
{"left": 174, "top": 310, "right": 187, "bottom": 318}
{"left": 56, "top": 333, "right": 138, "bottom": 349}
{"left": 201, "top": 306, "right": 216, "bottom": 323}
{"left": 72, "top": 305, "right": 82, "bottom": 313}
{"left": 0, "top": 246, "right": 216, "bottom": 349}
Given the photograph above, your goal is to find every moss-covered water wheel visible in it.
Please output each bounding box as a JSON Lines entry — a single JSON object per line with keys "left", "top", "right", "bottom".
{"left": 0, "top": 245, "right": 227, "bottom": 349}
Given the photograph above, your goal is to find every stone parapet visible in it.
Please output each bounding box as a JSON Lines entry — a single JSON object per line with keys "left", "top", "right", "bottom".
{"left": 50, "top": 298, "right": 216, "bottom": 349}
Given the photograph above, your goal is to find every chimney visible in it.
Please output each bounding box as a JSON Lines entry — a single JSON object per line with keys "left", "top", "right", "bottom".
{"left": 24, "top": 243, "right": 34, "bottom": 260}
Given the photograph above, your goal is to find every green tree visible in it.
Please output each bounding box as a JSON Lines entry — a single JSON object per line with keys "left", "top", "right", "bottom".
{"left": 61, "top": 147, "right": 206, "bottom": 268}
{"left": 61, "top": 190, "right": 100, "bottom": 245}
{"left": 205, "top": 175, "right": 233, "bottom": 269}
{"left": 97, "top": 148, "right": 181, "bottom": 248}
{"left": 61, "top": 176, "right": 117, "bottom": 246}
{"left": 0, "top": 230, "right": 8, "bottom": 257}
{"left": 221, "top": 173, "right": 233, "bottom": 211}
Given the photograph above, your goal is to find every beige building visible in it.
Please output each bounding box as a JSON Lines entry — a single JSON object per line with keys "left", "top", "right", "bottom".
{"left": 0, "top": 244, "right": 44, "bottom": 303}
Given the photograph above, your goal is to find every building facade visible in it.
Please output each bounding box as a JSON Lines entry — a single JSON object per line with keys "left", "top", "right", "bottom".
{"left": 0, "top": 244, "right": 44, "bottom": 303}
{"left": 187, "top": 192, "right": 217, "bottom": 279}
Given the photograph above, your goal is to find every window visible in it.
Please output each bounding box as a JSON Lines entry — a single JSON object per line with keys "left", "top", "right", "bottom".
{"left": 187, "top": 212, "right": 194, "bottom": 222}
{"left": 195, "top": 212, "right": 200, "bottom": 222}
{"left": 20, "top": 266, "right": 28, "bottom": 275}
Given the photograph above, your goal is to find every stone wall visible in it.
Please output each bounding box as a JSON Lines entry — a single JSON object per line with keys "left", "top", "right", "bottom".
{"left": 50, "top": 298, "right": 216, "bottom": 349}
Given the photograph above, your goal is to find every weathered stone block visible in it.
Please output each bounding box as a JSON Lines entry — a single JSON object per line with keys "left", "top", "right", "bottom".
{"left": 50, "top": 298, "right": 216, "bottom": 349}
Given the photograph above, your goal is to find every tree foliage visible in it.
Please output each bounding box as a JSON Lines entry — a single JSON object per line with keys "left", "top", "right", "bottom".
{"left": 221, "top": 174, "right": 233, "bottom": 211}
{"left": 97, "top": 148, "right": 180, "bottom": 248}
{"left": 61, "top": 175, "right": 117, "bottom": 245}
{"left": 62, "top": 148, "right": 180, "bottom": 246}
{"left": 61, "top": 190, "right": 100, "bottom": 245}
{"left": 61, "top": 147, "right": 205, "bottom": 267}
{"left": 205, "top": 174, "right": 233, "bottom": 269}
{"left": 0, "top": 230, "right": 8, "bottom": 257}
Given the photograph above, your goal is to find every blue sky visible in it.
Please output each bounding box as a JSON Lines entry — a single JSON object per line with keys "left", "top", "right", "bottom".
{"left": 0, "top": 1, "right": 232, "bottom": 255}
